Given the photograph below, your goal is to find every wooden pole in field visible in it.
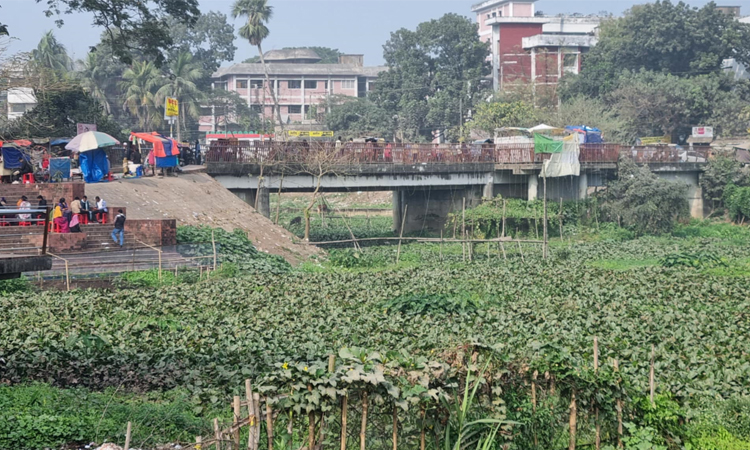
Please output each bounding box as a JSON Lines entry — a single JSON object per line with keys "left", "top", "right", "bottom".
{"left": 532, "top": 370, "right": 538, "bottom": 447}
{"left": 245, "top": 380, "right": 255, "bottom": 450}
{"left": 439, "top": 230, "right": 443, "bottom": 260}
{"left": 124, "top": 421, "right": 132, "bottom": 450}
{"left": 212, "top": 229, "right": 217, "bottom": 270}
{"left": 542, "top": 165, "right": 548, "bottom": 259}
{"left": 501, "top": 199, "right": 506, "bottom": 237}
{"left": 340, "top": 395, "right": 348, "bottom": 450}
{"left": 517, "top": 240, "right": 525, "bottom": 264}
{"left": 614, "top": 359, "right": 624, "bottom": 449}
{"left": 420, "top": 406, "right": 426, "bottom": 450}
{"left": 196, "top": 436, "right": 202, "bottom": 450}
{"left": 594, "top": 337, "right": 600, "bottom": 450}
{"left": 392, "top": 406, "right": 398, "bottom": 450}
{"left": 568, "top": 390, "right": 577, "bottom": 450}
{"left": 396, "top": 205, "right": 408, "bottom": 264}
{"left": 253, "top": 393, "right": 261, "bottom": 450}
{"left": 360, "top": 392, "right": 368, "bottom": 450}
{"left": 462, "top": 198, "right": 466, "bottom": 262}
{"left": 500, "top": 242, "right": 507, "bottom": 261}
{"left": 559, "top": 197, "right": 564, "bottom": 241}
{"left": 214, "top": 418, "right": 221, "bottom": 450}
{"left": 233, "top": 396, "right": 241, "bottom": 448}
{"left": 650, "top": 344, "right": 656, "bottom": 407}
{"left": 266, "top": 402, "right": 274, "bottom": 450}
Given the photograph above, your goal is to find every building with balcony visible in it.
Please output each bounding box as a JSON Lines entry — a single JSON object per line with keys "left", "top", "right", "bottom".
{"left": 6, "top": 87, "right": 37, "bottom": 120}
{"left": 471, "top": 0, "right": 601, "bottom": 91}
{"left": 203, "top": 49, "right": 386, "bottom": 133}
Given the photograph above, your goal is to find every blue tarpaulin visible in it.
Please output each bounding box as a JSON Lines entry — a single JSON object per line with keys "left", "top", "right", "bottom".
{"left": 49, "top": 157, "right": 71, "bottom": 181}
{"left": 79, "top": 149, "right": 109, "bottom": 183}
{"left": 1, "top": 145, "right": 30, "bottom": 169}
{"left": 50, "top": 138, "right": 70, "bottom": 146}
{"left": 156, "top": 155, "right": 178, "bottom": 168}
{"left": 565, "top": 125, "right": 604, "bottom": 143}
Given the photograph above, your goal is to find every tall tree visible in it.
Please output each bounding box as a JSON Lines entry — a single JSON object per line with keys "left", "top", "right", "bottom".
{"left": 232, "top": 0, "right": 284, "bottom": 132}
{"left": 36, "top": 0, "right": 200, "bottom": 65}
{"left": 325, "top": 96, "right": 394, "bottom": 139}
{"left": 167, "top": 12, "right": 237, "bottom": 81}
{"left": 562, "top": 0, "right": 750, "bottom": 98}
{"left": 120, "top": 60, "right": 161, "bottom": 130}
{"left": 31, "top": 31, "right": 72, "bottom": 73}
{"left": 373, "top": 14, "right": 490, "bottom": 142}
{"left": 156, "top": 52, "right": 203, "bottom": 141}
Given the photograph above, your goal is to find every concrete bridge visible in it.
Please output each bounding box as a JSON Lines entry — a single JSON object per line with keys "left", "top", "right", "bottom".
{"left": 205, "top": 142, "right": 708, "bottom": 233}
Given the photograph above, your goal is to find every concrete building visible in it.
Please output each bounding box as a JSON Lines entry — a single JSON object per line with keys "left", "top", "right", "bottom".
{"left": 5, "top": 87, "right": 36, "bottom": 120}
{"left": 471, "top": 0, "right": 601, "bottom": 91}
{"left": 203, "top": 49, "right": 386, "bottom": 133}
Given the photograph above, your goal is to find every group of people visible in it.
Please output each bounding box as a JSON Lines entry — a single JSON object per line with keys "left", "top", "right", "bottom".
{"left": 0, "top": 194, "right": 125, "bottom": 247}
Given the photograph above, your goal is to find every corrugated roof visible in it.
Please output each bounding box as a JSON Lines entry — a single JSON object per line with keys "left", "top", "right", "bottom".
{"left": 213, "top": 63, "right": 387, "bottom": 78}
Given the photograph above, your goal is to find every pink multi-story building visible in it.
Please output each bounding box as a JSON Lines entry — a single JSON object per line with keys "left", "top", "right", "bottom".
{"left": 202, "top": 49, "right": 385, "bottom": 133}
{"left": 472, "top": 0, "right": 601, "bottom": 91}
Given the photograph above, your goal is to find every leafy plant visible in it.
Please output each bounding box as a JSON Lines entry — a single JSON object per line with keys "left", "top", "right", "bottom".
{"left": 660, "top": 251, "right": 726, "bottom": 269}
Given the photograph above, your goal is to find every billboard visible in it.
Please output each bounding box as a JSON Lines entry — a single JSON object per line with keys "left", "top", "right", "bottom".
{"left": 692, "top": 127, "right": 713, "bottom": 138}
{"left": 288, "top": 130, "right": 334, "bottom": 137}
{"left": 165, "top": 97, "right": 179, "bottom": 118}
{"left": 76, "top": 123, "right": 97, "bottom": 135}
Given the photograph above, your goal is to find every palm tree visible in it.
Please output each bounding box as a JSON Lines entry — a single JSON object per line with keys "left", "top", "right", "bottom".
{"left": 155, "top": 52, "right": 203, "bottom": 141}
{"left": 32, "top": 31, "right": 72, "bottom": 73}
{"left": 120, "top": 60, "right": 161, "bottom": 130}
{"left": 80, "top": 52, "right": 112, "bottom": 114}
{"left": 232, "top": 0, "right": 284, "bottom": 133}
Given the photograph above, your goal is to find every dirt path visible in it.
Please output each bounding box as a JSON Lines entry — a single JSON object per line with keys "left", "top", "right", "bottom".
{"left": 86, "top": 172, "right": 321, "bottom": 265}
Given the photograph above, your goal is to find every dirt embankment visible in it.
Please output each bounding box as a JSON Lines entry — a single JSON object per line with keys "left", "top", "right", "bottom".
{"left": 85, "top": 172, "right": 321, "bottom": 265}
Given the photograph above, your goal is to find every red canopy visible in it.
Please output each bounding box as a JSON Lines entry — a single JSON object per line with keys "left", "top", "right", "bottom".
{"left": 130, "top": 132, "right": 179, "bottom": 158}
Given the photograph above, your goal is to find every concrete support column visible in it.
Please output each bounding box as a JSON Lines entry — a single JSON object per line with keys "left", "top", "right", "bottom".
{"left": 483, "top": 178, "right": 495, "bottom": 199}
{"left": 690, "top": 173, "right": 704, "bottom": 219}
{"left": 527, "top": 173, "right": 538, "bottom": 201}
{"left": 231, "top": 188, "right": 270, "bottom": 218}
{"left": 578, "top": 172, "right": 588, "bottom": 200}
{"left": 392, "top": 189, "right": 403, "bottom": 233}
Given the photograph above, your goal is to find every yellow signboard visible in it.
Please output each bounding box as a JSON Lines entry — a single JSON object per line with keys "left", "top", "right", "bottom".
{"left": 165, "top": 97, "right": 179, "bottom": 117}
{"left": 288, "top": 130, "right": 334, "bottom": 137}
{"left": 637, "top": 135, "right": 670, "bottom": 145}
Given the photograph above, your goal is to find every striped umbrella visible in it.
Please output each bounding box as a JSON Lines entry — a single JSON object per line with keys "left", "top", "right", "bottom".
{"left": 65, "top": 131, "right": 120, "bottom": 152}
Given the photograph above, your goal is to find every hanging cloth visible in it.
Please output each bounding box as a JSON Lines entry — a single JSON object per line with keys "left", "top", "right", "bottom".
{"left": 534, "top": 133, "right": 564, "bottom": 153}
{"left": 542, "top": 136, "right": 580, "bottom": 178}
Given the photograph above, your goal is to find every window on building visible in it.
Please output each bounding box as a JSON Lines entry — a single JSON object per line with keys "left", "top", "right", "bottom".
{"left": 236, "top": 80, "right": 248, "bottom": 89}
{"left": 563, "top": 53, "right": 579, "bottom": 74}
{"left": 341, "top": 80, "right": 355, "bottom": 89}
{"left": 492, "top": 12, "right": 497, "bottom": 17}
{"left": 486, "top": 14, "right": 490, "bottom": 19}
{"left": 304, "top": 80, "right": 317, "bottom": 89}
{"left": 250, "top": 80, "right": 264, "bottom": 88}
{"left": 250, "top": 105, "right": 262, "bottom": 114}
{"left": 324, "top": 81, "right": 329, "bottom": 90}
{"left": 10, "top": 104, "right": 26, "bottom": 113}
{"left": 288, "top": 105, "right": 302, "bottom": 114}
{"left": 288, "top": 80, "right": 301, "bottom": 89}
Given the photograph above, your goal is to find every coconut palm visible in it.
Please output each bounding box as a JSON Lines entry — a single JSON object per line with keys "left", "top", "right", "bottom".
{"left": 79, "top": 52, "right": 113, "bottom": 114}
{"left": 232, "top": 0, "right": 283, "bottom": 132}
{"left": 32, "top": 31, "right": 73, "bottom": 73}
{"left": 155, "top": 52, "right": 203, "bottom": 141}
{"left": 120, "top": 60, "right": 161, "bottom": 130}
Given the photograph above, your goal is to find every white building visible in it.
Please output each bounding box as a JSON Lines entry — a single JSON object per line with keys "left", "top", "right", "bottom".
{"left": 6, "top": 87, "right": 36, "bottom": 120}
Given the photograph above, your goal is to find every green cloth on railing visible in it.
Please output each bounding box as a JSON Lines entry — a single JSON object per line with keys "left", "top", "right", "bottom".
{"left": 534, "top": 133, "right": 563, "bottom": 153}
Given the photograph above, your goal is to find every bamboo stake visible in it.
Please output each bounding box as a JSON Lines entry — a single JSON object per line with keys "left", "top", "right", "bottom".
{"left": 396, "top": 205, "right": 408, "bottom": 264}
{"left": 233, "top": 396, "right": 241, "bottom": 448}
{"left": 501, "top": 199, "right": 506, "bottom": 237}
{"left": 196, "top": 436, "right": 202, "bottom": 450}
{"left": 543, "top": 167, "right": 548, "bottom": 259}
{"left": 594, "top": 337, "right": 600, "bottom": 450}
{"left": 328, "top": 354, "right": 336, "bottom": 373}
{"left": 246, "top": 380, "right": 255, "bottom": 450}
{"left": 253, "top": 393, "right": 261, "bottom": 450}
{"left": 531, "top": 371, "right": 538, "bottom": 412}
{"left": 614, "top": 359, "right": 624, "bottom": 449}
{"left": 517, "top": 240, "right": 525, "bottom": 264}
{"left": 288, "top": 410, "right": 293, "bottom": 450}
{"left": 212, "top": 229, "right": 217, "bottom": 270}
{"left": 308, "top": 411, "right": 315, "bottom": 450}
{"left": 266, "top": 402, "right": 274, "bottom": 450}
{"left": 124, "top": 421, "right": 132, "bottom": 450}
{"left": 462, "top": 198, "right": 466, "bottom": 262}
{"left": 214, "top": 418, "right": 221, "bottom": 450}
{"left": 568, "top": 390, "right": 577, "bottom": 450}
{"left": 439, "top": 229, "right": 443, "bottom": 260}
{"left": 500, "top": 242, "right": 507, "bottom": 261}
{"left": 392, "top": 406, "right": 398, "bottom": 450}
{"left": 420, "top": 406, "right": 426, "bottom": 450}
{"left": 559, "top": 197, "right": 564, "bottom": 241}
{"left": 275, "top": 173, "right": 284, "bottom": 225}
{"left": 360, "top": 392, "right": 368, "bottom": 450}
{"left": 650, "top": 344, "right": 656, "bottom": 407}
{"left": 340, "top": 395, "right": 348, "bottom": 450}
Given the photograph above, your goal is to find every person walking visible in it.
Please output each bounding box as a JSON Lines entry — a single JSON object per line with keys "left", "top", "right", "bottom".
{"left": 111, "top": 209, "right": 126, "bottom": 247}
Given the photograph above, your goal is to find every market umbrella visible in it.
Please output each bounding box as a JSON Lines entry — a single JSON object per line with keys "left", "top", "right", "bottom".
{"left": 65, "top": 131, "right": 120, "bottom": 152}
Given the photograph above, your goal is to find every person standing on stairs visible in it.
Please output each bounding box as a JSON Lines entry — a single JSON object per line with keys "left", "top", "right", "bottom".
{"left": 111, "top": 209, "right": 126, "bottom": 248}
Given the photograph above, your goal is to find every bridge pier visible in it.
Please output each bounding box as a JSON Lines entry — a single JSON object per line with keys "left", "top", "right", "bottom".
{"left": 527, "top": 174, "right": 538, "bottom": 201}
{"left": 393, "top": 187, "right": 483, "bottom": 235}
{"left": 653, "top": 170, "right": 704, "bottom": 218}
{"left": 230, "top": 188, "right": 271, "bottom": 218}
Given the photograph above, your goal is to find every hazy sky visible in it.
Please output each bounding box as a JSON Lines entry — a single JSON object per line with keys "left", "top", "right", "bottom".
{"left": 3, "top": 0, "right": 750, "bottom": 67}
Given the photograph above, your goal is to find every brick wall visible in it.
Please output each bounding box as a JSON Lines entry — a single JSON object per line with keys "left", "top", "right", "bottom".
{"left": 125, "top": 219, "right": 176, "bottom": 247}
{"left": 26, "top": 233, "right": 87, "bottom": 253}
{"left": 0, "top": 182, "right": 85, "bottom": 204}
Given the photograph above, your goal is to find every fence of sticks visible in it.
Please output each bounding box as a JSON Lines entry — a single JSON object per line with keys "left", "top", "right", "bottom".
{"left": 191, "top": 341, "right": 662, "bottom": 450}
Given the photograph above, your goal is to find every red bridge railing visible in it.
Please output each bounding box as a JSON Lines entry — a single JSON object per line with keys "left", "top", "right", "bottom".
{"left": 204, "top": 142, "right": 707, "bottom": 166}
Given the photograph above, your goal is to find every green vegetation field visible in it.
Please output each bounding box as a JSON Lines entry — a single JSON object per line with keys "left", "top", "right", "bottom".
{"left": 2, "top": 220, "right": 750, "bottom": 449}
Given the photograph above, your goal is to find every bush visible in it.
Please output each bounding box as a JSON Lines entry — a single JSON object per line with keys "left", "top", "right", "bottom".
{"left": 601, "top": 157, "right": 689, "bottom": 235}
{"left": 0, "top": 383, "right": 209, "bottom": 450}
{"left": 701, "top": 155, "right": 749, "bottom": 212}
{"left": 723, "top": 184, "right": 750, "bottom": 223}
{"left": 0, "top": 277, "right": 32, "bottom": 296}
